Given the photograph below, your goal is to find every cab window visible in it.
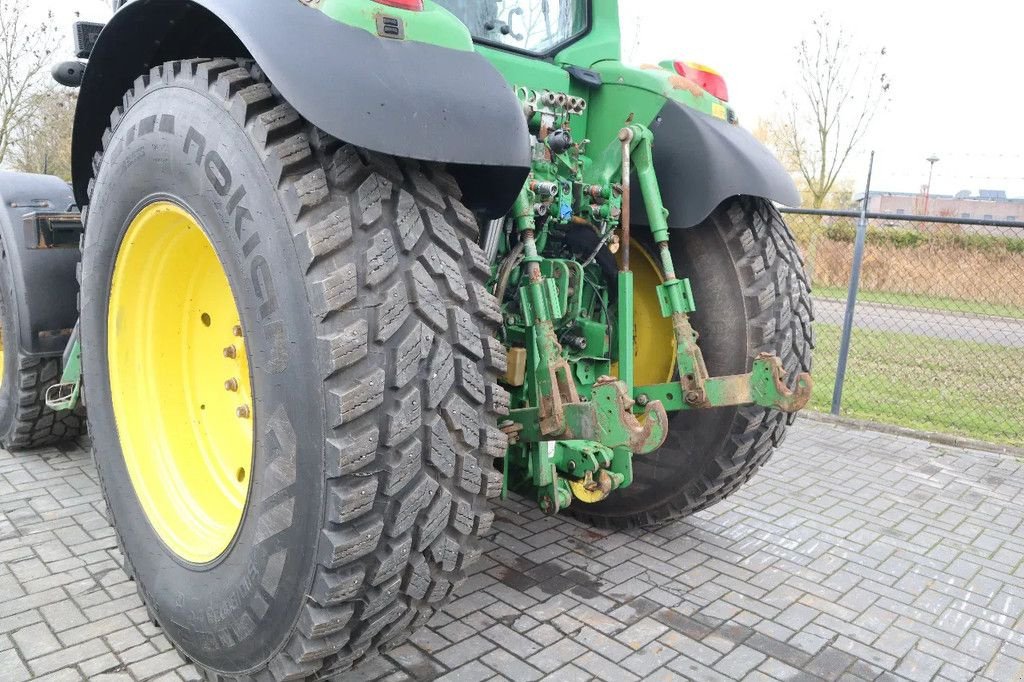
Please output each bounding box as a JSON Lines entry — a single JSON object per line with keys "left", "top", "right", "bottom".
{"left": 435, "top": 0, "right": 589, "bottom": 55}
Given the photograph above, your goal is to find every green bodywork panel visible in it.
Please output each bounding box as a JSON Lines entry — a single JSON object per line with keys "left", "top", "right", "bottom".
{"left": 311, "top": 2, "right": 732, "bottom": 139}
{"left": 318, "top": 0, "right": 474, "bottom": 51}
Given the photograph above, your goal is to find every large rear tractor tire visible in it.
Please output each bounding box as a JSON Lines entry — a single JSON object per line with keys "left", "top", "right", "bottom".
{"left": 80, "top": 59, "right": 506, "bottom": 680}
{"left": 0, "top": 240, "right": 86, "bottom": 451}
{"left": 571, "top": 197, "right": 813, "bottom": 529}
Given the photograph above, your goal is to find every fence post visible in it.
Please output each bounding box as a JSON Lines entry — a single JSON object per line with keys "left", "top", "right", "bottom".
{"left": 831, "top": 152, "right": 874, "bottom": 415}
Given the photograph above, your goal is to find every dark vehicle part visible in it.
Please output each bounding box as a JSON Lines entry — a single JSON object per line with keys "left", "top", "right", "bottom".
{"left": 27, "top": 212, "right": 84, "bottom": 249}
{"left": 633, "top": 101, "right": 801, "bottom": 229}
{"left": 0, "top": 173, "right": 86, "bottom": 449}
{"left": 52, "top": 61, "right": 87, "bottom": 88}
{"left": 71, "top": 0, "right": 530, "bottom": 216}
{"left": 80, "top": 59, "right": 504, "bottom": 680}
{"left": 570, "top": 197, "right": 814, "bottom": 528}
{"left": 0, "top": 173, "right": 82, "bottom": 357}
{"left": 73, "top": 21, "right": 105, "bottom": 59}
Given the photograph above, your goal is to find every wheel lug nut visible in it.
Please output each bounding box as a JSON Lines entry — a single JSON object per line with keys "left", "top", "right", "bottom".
{"left": 236, "top": 405, "right": 250, "bottom": 419}
{"left": 225, "top": 378, "right": 239, "bottom": 392}
{"left": 223, "top": 345, "right": 237, "bottom": 359}
{"left": 232, "top": 325, "right": 243, "bottom": 337}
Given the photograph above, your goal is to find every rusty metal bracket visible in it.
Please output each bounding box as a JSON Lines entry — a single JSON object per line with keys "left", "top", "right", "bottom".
{"left": 507, "top": 377, "right": 668, "bottom": 454}
{"left": 592, "top": 376, "right": 668, "bottom": 454}
{"left": 752, "top": 353, "right": 813, "bottom": 412}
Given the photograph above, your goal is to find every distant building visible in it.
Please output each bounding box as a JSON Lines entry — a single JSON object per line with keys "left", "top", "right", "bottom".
{"left": 853, "top": 189, "right": 1024, "bottom": 223}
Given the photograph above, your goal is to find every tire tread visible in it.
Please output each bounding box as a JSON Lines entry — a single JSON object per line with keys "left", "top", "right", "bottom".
{"left": 83, "top": 58, "right": 504, "bottom": 680}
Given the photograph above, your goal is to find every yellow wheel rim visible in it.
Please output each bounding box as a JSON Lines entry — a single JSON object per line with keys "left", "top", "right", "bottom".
{"left": 108, "top": 202, "right": 253, "bottom": 564}
{"left": 614, "top": 240, "right": 677, "bottom": 386}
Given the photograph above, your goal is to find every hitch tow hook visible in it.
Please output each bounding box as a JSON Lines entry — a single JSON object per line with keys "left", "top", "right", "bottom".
{"left": 754, "top": 353, "right": 813, "bottom": 413}
{"left": 629, "top": 400, "right": 669, "bottom": 454}
{"left": 592, "top": 377, "right": 668, "bottom": 454}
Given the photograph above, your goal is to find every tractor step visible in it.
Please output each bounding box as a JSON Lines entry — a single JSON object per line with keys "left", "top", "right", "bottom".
{"left": 45, "top": 340, "right": 82, "bottom": 412}
{"left": 45, "top": 382, "right": 79, "bottom": 411}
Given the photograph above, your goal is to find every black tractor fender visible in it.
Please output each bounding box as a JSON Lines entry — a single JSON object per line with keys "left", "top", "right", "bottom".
{"left": 0, "top": 172, "right": 81, "bottom": 357}
{"left": 72, "top": 0, "right": 531, "bottom": 218}
{"left": 634, "top": 100, "right": 801, "bottom": 229}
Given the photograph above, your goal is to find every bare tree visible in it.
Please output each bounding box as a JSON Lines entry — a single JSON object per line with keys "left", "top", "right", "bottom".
{"left": 9, "top": 87, "right": 76, "bottom": 180}
{"left": 0, "top": 0, "right": 59, "bottom": 167}
{"left": 769, "top": 16, "right": 890, "bottom": 208}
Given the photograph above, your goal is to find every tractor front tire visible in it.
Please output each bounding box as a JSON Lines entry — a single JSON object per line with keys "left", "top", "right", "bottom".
{"left": 571, "top": 197, "right": 814, "bottom": 529}
{"left": 80, "top": 59, "right": 505, "bottom": 680}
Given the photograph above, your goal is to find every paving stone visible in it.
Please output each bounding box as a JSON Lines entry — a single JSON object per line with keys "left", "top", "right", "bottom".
{"left": 788, "top": 630, "right": 829, "bottom": 657}
{"left": 666, "top": 653, "right": 734, "bottom": 682}
{"left": 566, "top": 625, "right": 630, "bottom": 665}
{"left": 620, "top": 639, "right": 678, "bottom": 678}
{"left": 659, "top": 630, "right": 721, "bottom": 666}
{"left": 31, "top": 667, "right": 85, "bottom": 682}
{"left": 11, "top": 621, "right": 60, "bottom": 659}
{"left": 435, "top": 635, "right": 496, "bottom": 669}
{"left": 125, "top": 649, "right": 186, "bottom": 679}
{"left": 615, "top": 617, "right": 669, "bottom": 651}
{"left": 28, "top": 639, "right": 109, "bottom": 677}
{"left": 874, "top": 625, "right": 920, "bottom": 658}
{"left": 744, "top": 631, "right": 811, "bottom": 668}
{"left": 538, "top": 663, "right": 590, "bottom": 681}
{"left": 572, "top": 651, "right": 640, "bottom": 682}
{"left": 38, "top": 600, "right": 88, "bottom": 633}
{"left": 713, "top": 644, "right": 766, "bottom": 679}
{"left": 0, "top": 649, "right": 31, "bottom": 682}
{"left": 80, "top": 652, "right": 121, "bottom": 678}
{"left": 526, "top": 637, "right": 587, "bottom": 673}
{"left": 481, "top": 647, "right": 543, "bottom": 682}
{"left": 118, "top": 642, "right": 158, "bottom": 665}
{"left": 437, "top": 660, "right": 495, "bottom": 682}
{"left": 894, "top": 648, "right": 945, "bottom": 682}
{"left": 776, "top": 602, "right": 819, "bottom": 630}
{"left": 58, "top": 613, "right": 133, "bottom": 647}
{"left": 526, "top": 623, "right": 562, "bottom": 647}
{"left": 481, "top": 623, "right": 542, "bottom": 658}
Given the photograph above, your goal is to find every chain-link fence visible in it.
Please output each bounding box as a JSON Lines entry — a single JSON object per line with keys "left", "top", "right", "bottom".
{"left": 781, "top": 208, "right": 1024, "bottom": 448}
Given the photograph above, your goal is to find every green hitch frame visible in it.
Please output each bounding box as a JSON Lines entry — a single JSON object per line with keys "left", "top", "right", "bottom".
{"left": 499, "top": 112, "right": 811, "bottom": 515}
{"left": 618, "top": 122, "right": 812, "bottom": 415}
{"left": 506, "top": 177, "right": 669, "bottom": 514}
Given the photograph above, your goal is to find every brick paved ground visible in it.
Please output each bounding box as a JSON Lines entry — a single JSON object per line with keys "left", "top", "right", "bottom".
{"left": 1, "top": 420, "right": 1023, "bottom": 681}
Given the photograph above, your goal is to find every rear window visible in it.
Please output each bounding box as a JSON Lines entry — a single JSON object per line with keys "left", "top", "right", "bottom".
{"left": 435, "top": 0, "right": 589, "bottom": 55}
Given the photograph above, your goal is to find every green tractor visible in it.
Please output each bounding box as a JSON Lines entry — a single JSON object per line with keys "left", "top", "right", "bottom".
{"left": 42, "top": 0, "right": 814, "bottom": 677}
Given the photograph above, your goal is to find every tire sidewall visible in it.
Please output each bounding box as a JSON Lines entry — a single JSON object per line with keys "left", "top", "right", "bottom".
{"left": 81, "top": 81, "right": 326, "bottom": 673}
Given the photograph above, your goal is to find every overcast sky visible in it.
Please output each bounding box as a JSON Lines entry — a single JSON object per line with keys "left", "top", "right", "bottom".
{"left": 48, "top": 1, "right": 1024, "bottom": 197}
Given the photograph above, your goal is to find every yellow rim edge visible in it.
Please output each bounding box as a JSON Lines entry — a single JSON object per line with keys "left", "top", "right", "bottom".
{"left": 614, "top": 239, "right": 677, "bottom": 387}
{"left": 108, "top": 201, "right": 254, "bottom": 564}
{"left": 568, "top": 478, "right": 607, "bottom": 504}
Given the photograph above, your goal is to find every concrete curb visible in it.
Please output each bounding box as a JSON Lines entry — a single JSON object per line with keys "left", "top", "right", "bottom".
{"left": 802, "top": 409, "right": 1024, "bottom": 458}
